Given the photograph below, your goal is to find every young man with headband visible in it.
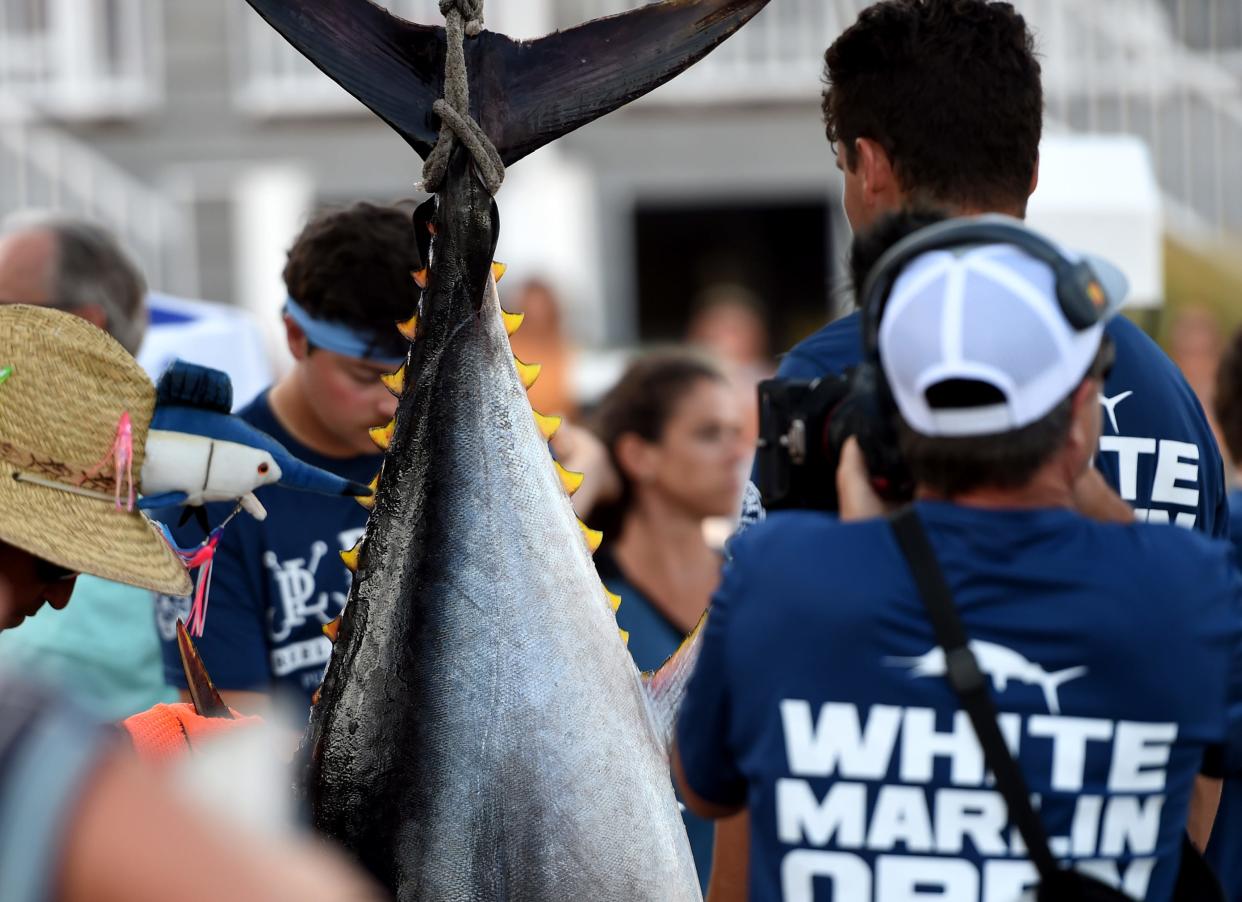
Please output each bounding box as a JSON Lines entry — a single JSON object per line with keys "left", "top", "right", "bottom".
{"left": 156, "top": 203, "right": 415, "bottom": 714}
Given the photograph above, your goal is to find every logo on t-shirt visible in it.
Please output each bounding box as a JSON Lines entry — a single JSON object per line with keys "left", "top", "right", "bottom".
{"left": 1096, "top": 390, "right": 1201, "bottom": 528}
{"left": 1099, "top": 391, "right": 1133, "bottom": 434}
{"left": 262, "top": 530, "right": 356, "bottom": 685}
{"left": 887, "top": 641, "right": 1087, "bottom": 715}
{"left": 775, "top": 694, "right": 1176, "bottom": 899}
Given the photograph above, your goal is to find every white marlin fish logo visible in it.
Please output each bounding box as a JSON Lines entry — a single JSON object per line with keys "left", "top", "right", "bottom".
{"left": 1099, "top": 390, "right": 1134, "bottom": 434}
{"left": 886, "top": 641, "right": 1087, "bottom": 715}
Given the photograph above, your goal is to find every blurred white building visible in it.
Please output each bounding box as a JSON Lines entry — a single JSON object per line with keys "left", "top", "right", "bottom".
{"left": 0, "top": 0, "right": 1239, "bottom": 355}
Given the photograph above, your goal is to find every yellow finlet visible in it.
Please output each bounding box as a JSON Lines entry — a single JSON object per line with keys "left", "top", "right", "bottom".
{"left": 605, "top": 589, "right": 622, "bottom": 613}
{"left": 533, "top": 410, "right": 562, "bottom": 441}
{"left": 492, "top": 261, "right": 508, "bottom": 283}
{"left": 579, "top": 520, "right": 603, "bottom": 554}
{"left": 555, "top": 462, "right": 584, "bottom": 496}
{"left": 619, "top": 629, "right": 630, "bottom": 646}
{"left": 502, "top": 310, "right": 524, "bottom": 336}
{"left": 340, "top": 543, "right": 361, "bottom": 573}
{"left": 381, "top": 365, "right": 406, "bottom": 397}
{"left": 369, "top": 419, "right": 396, "bottom": 451}
{"left": 412, "top": 268, "right": 429, "bottom": 289}
{"left": 398, "top": 314, "right": 419, "bottom": 341}
{"left": 355, "top": 471, "right": 380, "bottom": 510}
{"left": 323, "top": 616, "right": 342, "bottom": 643}
{"left": 514, "top": 358, "right": 542, "bottom": 389}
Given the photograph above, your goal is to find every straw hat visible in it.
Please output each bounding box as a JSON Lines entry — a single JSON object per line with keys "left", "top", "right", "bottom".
{"left": 0, "top": 305, "right": 192, "bottom": 595}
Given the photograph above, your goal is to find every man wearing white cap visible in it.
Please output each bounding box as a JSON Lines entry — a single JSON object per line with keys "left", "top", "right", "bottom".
{"left": 755, "top": 0, "right": 1227, "bottom": 534}
{"left": 675, "top": 217, "right": 1242, "bottom": 901}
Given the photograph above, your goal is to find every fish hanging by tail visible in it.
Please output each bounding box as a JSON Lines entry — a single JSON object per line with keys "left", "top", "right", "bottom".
{"left": 242, "top": 1, "right": 769, "bottom": 899}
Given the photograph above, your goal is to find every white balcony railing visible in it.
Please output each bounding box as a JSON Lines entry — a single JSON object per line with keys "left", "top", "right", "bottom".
{"left": 0, "top": 106, "right": 198, "bottom": 297}
{"left": 230, "top": 0, "right": 1242, "bottom": 239}
{"left": 0, "top": 0, "right": 162, "bottom": 119}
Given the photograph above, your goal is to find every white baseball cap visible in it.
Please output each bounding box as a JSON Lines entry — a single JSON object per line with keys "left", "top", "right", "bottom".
{"left": 878, "top": 221, "right": 1128, "bottom": 437}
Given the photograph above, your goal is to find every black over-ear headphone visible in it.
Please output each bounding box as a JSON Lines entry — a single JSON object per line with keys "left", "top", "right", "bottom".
{"left": 858, "top": 218, "right": 1110, "bottom": 363}
{"left": 811, "top": 218, "right": 1112, "bottom": 509}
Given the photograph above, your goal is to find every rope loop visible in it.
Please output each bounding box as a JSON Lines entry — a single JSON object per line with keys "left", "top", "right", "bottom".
{"left": 439, "top": 0, "right": 484, "bottom": 36}
{"left": 423, "top": 0, "right": 503, "bottom": 193}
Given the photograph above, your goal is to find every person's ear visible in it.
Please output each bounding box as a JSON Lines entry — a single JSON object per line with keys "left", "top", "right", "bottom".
{"left": 71, "top": 303, "right": 109, "bottom": 333}
{"left": 284, "top": 314, "right": 310, "bottom": 361}
{"left": 614, "top": 432, "right": 657, "bottom": 484}
{"left": 1066, "top": 378, "right": 1102, "bottom": 462}
{"left": 1028, "top": 153, "right": 1040, "bottom": 200}
{"left": 856, "top": 138, "right": 899, "bottom": 207}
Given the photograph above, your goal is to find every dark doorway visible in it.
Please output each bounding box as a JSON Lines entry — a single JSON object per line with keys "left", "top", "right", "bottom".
{"left": 634, "top": 200, "right": 833, "bottom": 351}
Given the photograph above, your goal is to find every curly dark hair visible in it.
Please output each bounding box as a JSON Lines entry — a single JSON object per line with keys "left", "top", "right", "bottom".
{"left": 823, "top": 0, "right": 1043, "bottom": 214}
{"left": 1215, "top": 327, "right": 1242, "bottom": 468}
{"left": 283, "top": 202, "right": 418, "bottom": 359}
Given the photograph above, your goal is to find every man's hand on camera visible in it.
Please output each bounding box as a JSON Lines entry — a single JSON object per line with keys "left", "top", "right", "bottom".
{"left": 1071, "top": 467, "right": 1135, "bottom": 524}
{"left": 837, "top": 437, "right": 889, "bottom": 521}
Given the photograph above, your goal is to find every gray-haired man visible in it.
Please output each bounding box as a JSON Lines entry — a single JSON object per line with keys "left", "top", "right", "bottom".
{"left": 0, "top": 211, "right": 147, "bottom": 354}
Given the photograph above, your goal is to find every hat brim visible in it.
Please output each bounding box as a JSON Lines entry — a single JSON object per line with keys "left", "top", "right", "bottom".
{"left": 1077, "top": 252, "right": 1130, "bottom": 321}
{"left": 0, "top": 459, "right": 192, "bottom": 596}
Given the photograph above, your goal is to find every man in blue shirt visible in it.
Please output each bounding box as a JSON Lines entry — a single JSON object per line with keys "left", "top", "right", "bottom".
{"left": 155, "top": 203, "right": 414, "bottom": 714}
{"left": 677, "top": 218, "right": 1242, "bottom": 901}
{"left": 752, "top": 0, "right": 1226, "bottom": 536}
{"left": 723, "top": 3, "right": 1228, "bottom": 892}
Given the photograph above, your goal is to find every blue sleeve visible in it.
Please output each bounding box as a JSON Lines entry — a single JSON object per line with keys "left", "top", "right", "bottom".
{"left": 0, "top": 677, "right": 115, "bottom": 902}
{"left": 1221, "top": 561, "right": 1242, "bottom": 777}
{"left": 156, "top": 510, "right": 271, "bottom": 692}
{"left": 1211, "top": 469, "right": 1231, "bottom": 541}
{"left": 775, "top": 347, "right": 829, "bottom": 380}
{"left": 676, "top": 550, "right": 748, "bottom": 808}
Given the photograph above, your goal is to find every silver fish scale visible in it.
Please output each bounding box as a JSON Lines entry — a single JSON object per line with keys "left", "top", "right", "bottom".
{"left": 310, "top": 278, "right": 701, "bottom": 902}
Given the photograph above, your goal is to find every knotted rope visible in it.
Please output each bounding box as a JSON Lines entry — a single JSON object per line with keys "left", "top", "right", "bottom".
{"left": 421, "top": 0, "right": 506, "bottom": 196}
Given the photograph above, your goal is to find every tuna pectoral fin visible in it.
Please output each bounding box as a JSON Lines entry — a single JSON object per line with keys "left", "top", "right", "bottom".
{"left": 643, "top": 613, "right": 709, "bottom": 754}
{"left": 176, "top": 619, "right": 233, "bottom": 719}
{"left": 242, "top": 0, "right": 771, "bottom": 166}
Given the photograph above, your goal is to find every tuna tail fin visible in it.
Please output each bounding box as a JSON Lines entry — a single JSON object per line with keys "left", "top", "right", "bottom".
{"left": 643, "top": 612, "right": 709, "bottom": 754}
{"left": 241, "top": 0, "right": 772, "bottom": 167}
{"left": 176, "top": 619, "right": 233, "bottom": 719}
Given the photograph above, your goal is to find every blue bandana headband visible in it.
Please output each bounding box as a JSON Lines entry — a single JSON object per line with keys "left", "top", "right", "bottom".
{"left": 284, "top": 297, "right": 408, "bottom": 367}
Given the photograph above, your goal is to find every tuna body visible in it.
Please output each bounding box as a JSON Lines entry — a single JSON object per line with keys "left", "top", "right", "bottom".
{"left": 303, "top": 154, "right": 701, "bottom": 901}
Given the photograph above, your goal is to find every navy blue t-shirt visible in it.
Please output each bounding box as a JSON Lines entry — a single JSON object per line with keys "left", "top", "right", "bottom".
{"left": 679, "top": 502, "right": 1242, "bottom": 901}
{"left": 774, "top": 312, "right": 1229, "bottom": 537}
{"left": 596, "top": 547, "right": 716, "bottom": 893}
{"left": 154, "top": 391, "right": 381, "bottom": 711}
{"left": 1205, "top": 488, "right": 1242, "bottom": 894}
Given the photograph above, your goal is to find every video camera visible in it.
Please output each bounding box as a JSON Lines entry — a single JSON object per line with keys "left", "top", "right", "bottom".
{"left": 754, "top": 368, "right": 911, "bottom": 513}
{"left": 754, "top": 216, "right": 1116, "bottom": 513}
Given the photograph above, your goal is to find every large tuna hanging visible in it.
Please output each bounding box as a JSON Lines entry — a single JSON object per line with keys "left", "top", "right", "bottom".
{"left": 239, "top": 1, "right": 770, "bottom": 898}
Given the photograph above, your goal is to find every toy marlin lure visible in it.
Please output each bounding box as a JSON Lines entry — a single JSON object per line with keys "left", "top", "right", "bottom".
{"left": 241, "top": 1, "right": 768, "bottom": 899}
{"left": 141, "top": 361, "right": 371, "bottom": 520}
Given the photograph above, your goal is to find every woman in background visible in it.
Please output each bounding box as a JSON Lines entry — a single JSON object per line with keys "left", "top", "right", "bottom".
{"left": 587, "top": 349, "right": 747, "bottom": 893}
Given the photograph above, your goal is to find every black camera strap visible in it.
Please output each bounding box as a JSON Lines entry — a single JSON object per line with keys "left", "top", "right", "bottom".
{"left": 888, "top": 506, "right": 1066, "bottom": 884}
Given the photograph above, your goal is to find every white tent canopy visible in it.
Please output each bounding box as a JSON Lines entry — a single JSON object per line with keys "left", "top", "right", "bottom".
{"left": 1027, "top": 134, "right": 1164, "bottom": 310}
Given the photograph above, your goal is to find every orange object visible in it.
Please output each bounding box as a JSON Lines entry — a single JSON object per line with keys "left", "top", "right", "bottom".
{"left": 122, "top": 703, "right": 261, "bottom": 765}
